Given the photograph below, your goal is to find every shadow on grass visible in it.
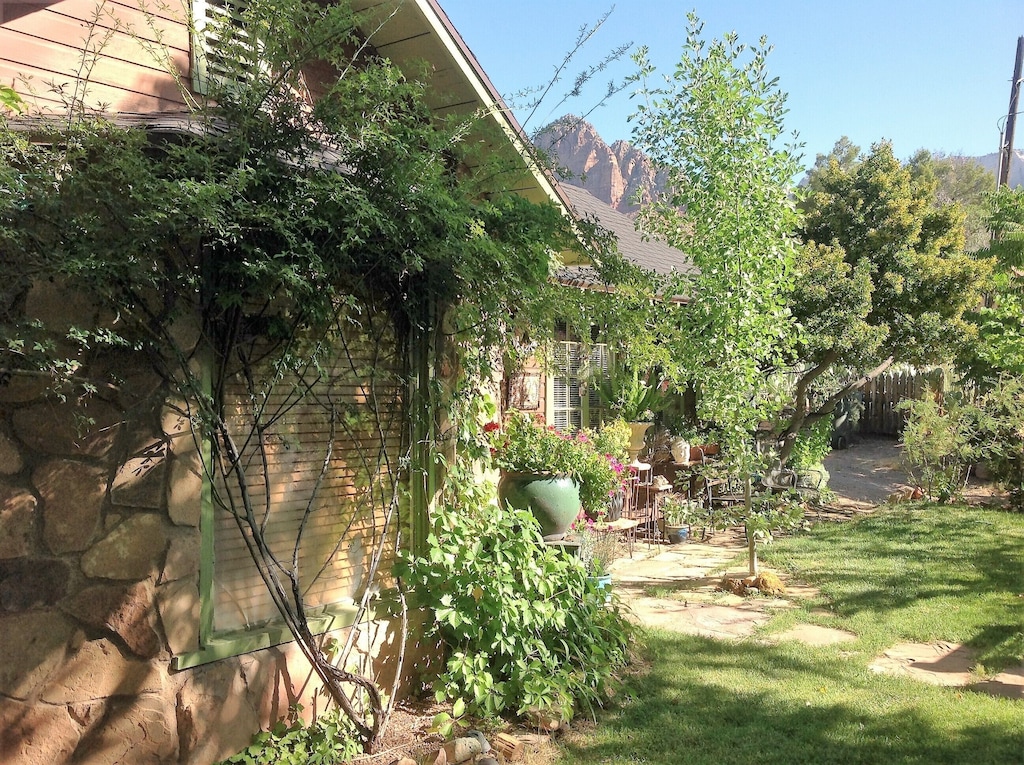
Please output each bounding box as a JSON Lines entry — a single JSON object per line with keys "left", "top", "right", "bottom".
{"left": 564, "top": 633, "right": 1023, "bottom": 765}
{"left": 761, "top": 508, "right": 1024, "bottom": 643}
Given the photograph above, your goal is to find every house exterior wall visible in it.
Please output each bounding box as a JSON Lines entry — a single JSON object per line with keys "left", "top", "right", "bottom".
{"left": 0, "top": 0, "right": 191, "bottom": 114}
{"left": 0, "top": 3, "right": 549, "bottom": 761}
{"left": 0, "top": 279, "right": 435, "bottom": 764}
{"left": 506, "top": 359, "right": 546, "bottom": 421}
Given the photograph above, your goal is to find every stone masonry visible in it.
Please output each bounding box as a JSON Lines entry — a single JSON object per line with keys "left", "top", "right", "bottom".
{"left": 0, "top": 284, "right": 427, "bottom": 764}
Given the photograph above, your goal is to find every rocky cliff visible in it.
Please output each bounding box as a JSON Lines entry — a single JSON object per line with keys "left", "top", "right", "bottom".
{"left": 534, "top": 115, "right": 667, "bottom": 215}
{"left": 536, "top": 116, "right": 1024, "bottom": 216}
{"left": 971, "top": 149, "right": 1024, "bottom": 189}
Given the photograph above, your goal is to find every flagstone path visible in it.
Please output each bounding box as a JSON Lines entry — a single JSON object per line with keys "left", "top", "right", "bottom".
{"left": 609, "top": 439, "right": 1023, "bottom": 698}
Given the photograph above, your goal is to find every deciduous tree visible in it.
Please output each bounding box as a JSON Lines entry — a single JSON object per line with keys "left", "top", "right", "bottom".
{"left": 779, "top": 140, "right": 989, "bottom": 463}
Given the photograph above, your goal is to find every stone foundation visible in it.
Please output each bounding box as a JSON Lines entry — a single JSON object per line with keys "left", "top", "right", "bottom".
{"left": 0, "top": 367, "right": 436, "bottom": 764}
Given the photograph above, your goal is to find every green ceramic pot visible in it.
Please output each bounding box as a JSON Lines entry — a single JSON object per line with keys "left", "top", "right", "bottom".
{"left": 498, "top": 472, "right": 581, "bottom": 541}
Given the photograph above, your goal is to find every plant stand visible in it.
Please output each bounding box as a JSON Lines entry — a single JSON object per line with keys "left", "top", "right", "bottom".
{"left": 595, "top": 517, "right": 641, "bottom": 557}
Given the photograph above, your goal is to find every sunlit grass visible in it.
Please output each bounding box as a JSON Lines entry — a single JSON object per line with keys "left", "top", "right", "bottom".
{"left": 762, "top": 503, "right": 1024, "bottom": 668}
{"left": 558, "top": 504, "right": 1024, "bottom": 765}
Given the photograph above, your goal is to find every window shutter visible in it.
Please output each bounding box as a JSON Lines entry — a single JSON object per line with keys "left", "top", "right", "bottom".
{"left": 192, "top": 0, "right": 260, "bottom": 94}
{"left": 552, "top": 340, "right": 583, "bottom": 432}
{"left": 587, "top": 343, "right": 610, "bottom": 429}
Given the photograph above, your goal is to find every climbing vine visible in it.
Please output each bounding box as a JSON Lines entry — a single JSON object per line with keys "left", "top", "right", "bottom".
{"left": 0, "top": 0, "right": 634, "bottom": 753}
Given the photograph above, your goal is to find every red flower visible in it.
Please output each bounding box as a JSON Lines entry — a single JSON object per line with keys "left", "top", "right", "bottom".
{"left": 483, "top": 421, "right": 501, "bottom": 433}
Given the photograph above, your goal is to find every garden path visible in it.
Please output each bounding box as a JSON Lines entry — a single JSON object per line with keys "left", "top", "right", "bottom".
{"left": 609, "top": 438, "right": 1023, "bottom": 698}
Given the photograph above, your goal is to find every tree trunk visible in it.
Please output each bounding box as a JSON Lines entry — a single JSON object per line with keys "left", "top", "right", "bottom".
{"left": 745, "top": 477, "right": 757, "bottom": 576}
{"left": 777, "top": 354, "right": 895, "bottom": 465}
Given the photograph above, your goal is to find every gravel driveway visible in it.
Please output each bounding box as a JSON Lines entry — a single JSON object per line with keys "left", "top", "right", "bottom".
{"left": 824, "top": 436, "right": 908, "bottom": 509}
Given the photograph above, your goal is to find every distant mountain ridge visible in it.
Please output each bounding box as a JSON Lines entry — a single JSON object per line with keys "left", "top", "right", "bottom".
{"left": 971, "top": 150, "right": 1024, "bottom": 189}
{"left": 534, "top": 115, "right": 1024, "bottom": 212}
{"left": 534, "top": 115, "right": 667, "bottom": 215}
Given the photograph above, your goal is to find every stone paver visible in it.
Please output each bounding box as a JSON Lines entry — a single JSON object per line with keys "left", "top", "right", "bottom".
{"left": 773, "top": 624, "right": 857, "bottom": 646}
{"left": 869, "top": 642, "right": 1024, "bottom": 699}
{"left": 609, "top": 533, "right": 790, "bottom": 639}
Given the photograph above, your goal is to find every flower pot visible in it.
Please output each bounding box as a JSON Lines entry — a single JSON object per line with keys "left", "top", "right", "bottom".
{"left": 627, "top": 421, "right": 652, "bottom": 461}
{"left": 588, "top": 573, "right": 612, "bottom": 604}
{"left": 589, "top": 573, "right": 612, "bottom": 591}
{"left": 663, "top": 524, "right": 689, "bottom": 544}
{"left": 498, "top": 472, "right": 581, "bottom": 541}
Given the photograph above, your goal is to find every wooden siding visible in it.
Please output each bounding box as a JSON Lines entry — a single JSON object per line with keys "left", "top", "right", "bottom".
{"left": 0, "top": 0, "right": 190, "bottom": 113}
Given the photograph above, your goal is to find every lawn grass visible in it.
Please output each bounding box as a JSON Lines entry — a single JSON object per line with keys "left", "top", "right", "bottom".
{"left": 761, "top": 503, "right": 1024, "bottom": 671}
{"left": 557, "top": 503, "right": 1024, "bottom": 765}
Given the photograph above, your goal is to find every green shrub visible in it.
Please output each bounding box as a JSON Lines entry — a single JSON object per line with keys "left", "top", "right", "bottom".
{"left": 588, "top": 418, "right": 631, "bottom": 462}
{"left": 899, "top": 394, "right": 980, "bottom": 502}
{"left": 397, "top": 496, "right": 631, "bottom": 723}
{"left": 974, "top": 376, "right": 1024, "bottom": 509}
{"left": 220, "top": 705, "right": 362, "bottom": 765}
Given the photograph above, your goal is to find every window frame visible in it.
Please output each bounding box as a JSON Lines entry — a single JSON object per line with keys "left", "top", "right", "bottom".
{"left": 546, "top": 323, "right": 612, "bottom": 432}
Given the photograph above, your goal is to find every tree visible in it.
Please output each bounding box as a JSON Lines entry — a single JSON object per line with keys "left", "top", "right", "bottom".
{"left": 908, "top": 150, "right": 996, "bottom": 253}
{"left": 958, "top": 186, "right": 1024, "bottom": 385}
{"left": 778, "top": 140, "right": 990, "bottom": 463}
{"left": 630, "top": 14, "right": 801, "bottom": 574}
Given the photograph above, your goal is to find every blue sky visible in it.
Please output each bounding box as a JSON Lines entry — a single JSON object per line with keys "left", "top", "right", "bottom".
{"left": 441, "top": 1, "right": 1022, "bottom": 173}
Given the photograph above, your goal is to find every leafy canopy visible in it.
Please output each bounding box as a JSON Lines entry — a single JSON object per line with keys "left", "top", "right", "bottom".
{"left": 630, "top": 12, "right": 801, "bottom": 462}
{"left": 798, "top": 139, "right": 988, "bottom": 367}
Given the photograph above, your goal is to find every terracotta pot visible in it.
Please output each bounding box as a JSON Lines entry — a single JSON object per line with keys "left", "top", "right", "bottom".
{"left": 498, "top": 472, "right": 580, "bottom": 541}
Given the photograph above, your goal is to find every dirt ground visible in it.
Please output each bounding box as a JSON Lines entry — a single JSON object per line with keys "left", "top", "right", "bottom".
{"left": 824, "top": 434, "right": 1005, "bottom": 509}
{"left": 824, "top": 435, "right": 907, "bottom": 508}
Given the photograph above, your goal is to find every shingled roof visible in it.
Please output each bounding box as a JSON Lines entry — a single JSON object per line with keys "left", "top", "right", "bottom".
{"left": 559, "top": 183, "right": 695, "bottom": 277}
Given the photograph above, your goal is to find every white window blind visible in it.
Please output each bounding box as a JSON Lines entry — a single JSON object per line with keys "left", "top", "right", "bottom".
{"left": 211, "top": 327, "right": 404, "bottom": 633}
{"left": 550, "top": 331, "right": 610, "bottom": 432}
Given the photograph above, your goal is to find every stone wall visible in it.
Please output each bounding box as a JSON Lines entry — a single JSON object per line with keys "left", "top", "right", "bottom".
{"left": 0, "top": 293, "right": 436, "bottom": 764}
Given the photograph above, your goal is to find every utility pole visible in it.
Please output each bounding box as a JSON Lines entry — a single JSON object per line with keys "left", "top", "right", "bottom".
{"left": 997, "top": 36, "right": 1023, "bottom": 188}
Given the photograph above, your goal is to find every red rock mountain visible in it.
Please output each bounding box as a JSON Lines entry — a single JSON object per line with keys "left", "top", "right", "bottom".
{"left": 534, "top": 115, "right": 667, "bottom": 215}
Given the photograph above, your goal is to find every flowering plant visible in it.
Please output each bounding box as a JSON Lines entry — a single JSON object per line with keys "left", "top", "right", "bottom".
{"left": 569, "top": 511, "right": 620, "bottom": 576}
{"left": 486, "top": 410, "right": 623, "bottom": 515}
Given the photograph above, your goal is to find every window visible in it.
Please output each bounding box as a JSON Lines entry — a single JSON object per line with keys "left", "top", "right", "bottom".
{"left": 548, "top": 323, "right": 610, "bottom": 432}
{"left": 174, "top": 315, "right": 407, "bottom": 667}
{"left": 191, "top": 0, "right": 262, "bottom": 94}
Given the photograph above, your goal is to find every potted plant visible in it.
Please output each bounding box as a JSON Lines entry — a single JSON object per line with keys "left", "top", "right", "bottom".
{"left": 569, "top": 511, "right": 619, "bottom": 598}
{"left": 659, "top": 494, "right": 702, "bottom": 544}
{"left": 596, "top": 367, "right": 668, "bottom": 460}
{"left": 487, "top": 412, "right": 621, "bottom": 540}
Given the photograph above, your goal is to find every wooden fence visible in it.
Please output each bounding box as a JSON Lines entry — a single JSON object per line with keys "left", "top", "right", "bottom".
{"left": 859, "top": 368, "right": 945, "bottom": 436}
